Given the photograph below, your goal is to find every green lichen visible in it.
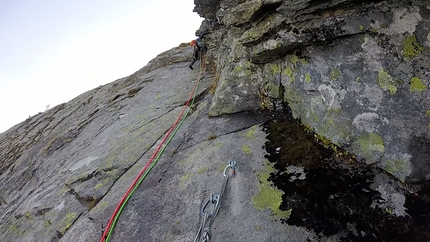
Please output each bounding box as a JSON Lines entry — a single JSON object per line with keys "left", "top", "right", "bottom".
{"left": 358, "top": 133, "right": 385, "bottom": 158}
{"left": 24, "top": 211, "right": 32, "bottom": 221}
{"left": 300, "top": 58, "right": 309, "bottom": 65}
{"left": 7, "top": 218, "right": 24, "bottom": 235}
{"left": 241, "top": 29, "right": 260, "bottom": 42}
{"left": 328, "top": 108, "right": 342, "bottom": 113}
{"left": 181, "top": 172, "right": 193, "bottom": 181}
{"left": 254, "top": 225, "right": 262, "bottom": 231}
{"left": 379, "top": 23, "right": 387, "bottom": 28}
{"left": 246, "top": 125, "right": 257, "bottom": 139}
{"left": 330, "top": 68, "right": 341, "bottom": 81}
{"left": 271, "top": 64, "right": 281, "bottom": 74}
{"left": 197, "top": 167, "right": 207, "bottom": 174}
{"left": 359, "top": 25, "right": 365, "bottom": 31}
{"left": 284, "top": 67, "right": 293, "bottom": 77}
{"left": 426, "top": 110, "right": 430, "bottom": 116}
{"left": 410, "top": 77, "right": 426, "bottom": 92}
{"left": 384, "top": 159, "right": 411, "bottom": 182}
{"left": 44, "top": 220, "right": 51, "bottom": 227}
{"left": 309, "top": 110, "right": 320, "bottom": 122}
{"left": 95, "top": 201, "right": 108, "bottom": 210}
{"left": 95, "top": 178, "right": 110, "bottom": 189}
{"left": 232, "top": 61, "right": 252, "bottom": 76}
{"left": 402, "top": 35, "right": 423, "bottom": 58}
{"left": 95, "top": 183, "right": 103, "bottom": 189}
{"left": 106, "top": 169, "right": 118, "bottom": 176}
{"left": 251, "top": 161, "right": 291, "bottom": 218}
{"left": 385, "top": 207, "right": 394, "bottom": 215}
{"left": 377, "top": 69, "right": 398, "bottom": 95}
{"left": 290, "top": 55, "right": 299, "bottom": 65}
{"left": 242, "top": 145, "right": 252, "bottom": 154}
{"left": 305, "top": 73, "right": 311, "bottom": 83}
{"left": 61, "top": 212, "right": 76, "bottom": 234}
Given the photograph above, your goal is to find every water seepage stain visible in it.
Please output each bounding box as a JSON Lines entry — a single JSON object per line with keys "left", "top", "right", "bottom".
{"left": 263, "top": 111, "right": 430, "bottom": 241}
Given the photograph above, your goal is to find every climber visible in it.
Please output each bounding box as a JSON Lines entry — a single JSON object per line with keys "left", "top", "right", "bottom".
{"left": 189, "top": 35, "right": 207, "bottom": 70}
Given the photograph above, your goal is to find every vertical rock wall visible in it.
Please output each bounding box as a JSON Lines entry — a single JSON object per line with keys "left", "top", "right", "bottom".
{"left": 197, "top": 0, "right": 430, "bottom": 182}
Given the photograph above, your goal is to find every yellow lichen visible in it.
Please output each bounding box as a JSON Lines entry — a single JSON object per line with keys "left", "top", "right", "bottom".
{"left": 410, "top": 77, "right": 426, "bottom": 92}
{"left": 377, "top": 69, "right": 397, "bottom": 95}
{"left": 305, "top": 73, "right": 311, "bottom": 82}
{"left": 251, "top": 161, "right": 291, "bottom": 218}
{"left": 290, "top": 55, "right": 299, "bottom": 64}
{"left": 61, "top": 212, "right": 76, "bottom": 233}
{"left": 358, "top": 133, "right": 385, "bottom": 158}
{"left": 402, "top": 35, "right": 423, "bottom": 58}
{"left": 197, "top": 167, "right": 207, "bottom": 174}
{"left": 254, "top": 225, "right": 262, "bottom": 231}
{"left": 284, "top": 67, "right": 293, "bottom": 77}
{"left": 246, "top": 126, "right": 257, "bottom": 139}
{"left": 181, "top": 172, "right": 193, "bottom": 181}
{"left": 330, "top": 68, "right": 341, "bottom": 81}
{"left": 242, "top": 145, "right": 252, "bottom": 154}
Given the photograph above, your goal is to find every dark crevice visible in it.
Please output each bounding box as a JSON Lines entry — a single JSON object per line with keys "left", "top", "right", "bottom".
{"left": 67, "top": 166, "right": 117, "bottom": 186}
{"left": 250, "top": 1, "right": 283, "bottom": 23}
{"left": 67, "top": 186, "right": 101, "bottom": 212}
{"left": 127, "top": 87, "right": 143, "bottom": 97}
{"left": 35, "top": 207, "right": 53, "bottom": 216}
{"left": 263, "top": 108, "right": 430, "bottom": 241}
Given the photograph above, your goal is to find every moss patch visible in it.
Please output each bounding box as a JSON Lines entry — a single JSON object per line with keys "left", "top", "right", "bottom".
{"left": 377, "top": 69, "right": 398, "bottom": 95}
{"left": 410, "top": 77, "right": 426, "bottom": 92}
{"left": 402, "top": 35, "right": 423, "bottom": 58}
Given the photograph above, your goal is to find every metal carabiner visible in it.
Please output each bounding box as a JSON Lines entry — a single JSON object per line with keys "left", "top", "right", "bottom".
{"left": 223, "top": 161, "right": 237, "bottom": 177}
{"left": 201, "top": 193, "right": 219, "bottom": 216}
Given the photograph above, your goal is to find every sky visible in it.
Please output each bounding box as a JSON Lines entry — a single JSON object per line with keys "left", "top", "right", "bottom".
{"left": 0, "top": 0, "right": 203, "bottom": 133}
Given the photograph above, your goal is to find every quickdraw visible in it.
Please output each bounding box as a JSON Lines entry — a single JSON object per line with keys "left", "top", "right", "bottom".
{"left": 194, "top": 161, "right": 237, "bottom": 242}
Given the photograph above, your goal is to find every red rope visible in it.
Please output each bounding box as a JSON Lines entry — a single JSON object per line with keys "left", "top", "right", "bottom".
{"left": 99, "top": 52, "right": 205, "bottom": 242}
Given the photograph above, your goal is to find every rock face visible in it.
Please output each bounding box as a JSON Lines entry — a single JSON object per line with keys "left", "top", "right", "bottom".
{"left": 198, "top": 0, "right": 430, "bottom": 183}
{"left": 1, "top": 1, "right": 430, "bottom": 241}
{"left": 0, "top": 44, "right": 312, "bottom": 241}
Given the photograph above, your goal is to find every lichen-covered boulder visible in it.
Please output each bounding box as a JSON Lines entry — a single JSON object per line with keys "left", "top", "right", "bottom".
{"left": 203, "top": 0, "right": 430, "bottom": 182}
